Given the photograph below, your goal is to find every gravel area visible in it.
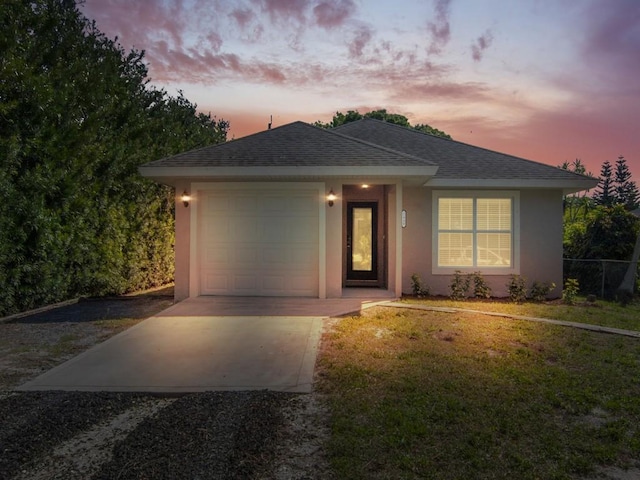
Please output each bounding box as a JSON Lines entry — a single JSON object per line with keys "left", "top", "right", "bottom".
{"left": 0, "top": 289, "right": 334, "bottom": 479}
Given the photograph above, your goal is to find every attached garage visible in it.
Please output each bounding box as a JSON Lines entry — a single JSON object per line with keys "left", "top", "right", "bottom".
{"left": 197, "top": 186, "right": 321, "bottom": 297}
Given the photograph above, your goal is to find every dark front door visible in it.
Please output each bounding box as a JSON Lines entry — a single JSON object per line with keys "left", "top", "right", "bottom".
{"left": 346, "top": 202, "right": 378, "bottom": 282}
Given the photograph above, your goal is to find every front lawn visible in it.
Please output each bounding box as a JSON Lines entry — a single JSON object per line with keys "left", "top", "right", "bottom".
{"left": 317, "top": 302, "right": 640, "bottom": 479}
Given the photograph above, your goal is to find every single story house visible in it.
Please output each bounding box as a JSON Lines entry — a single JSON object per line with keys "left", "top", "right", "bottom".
{"left": 139, "top": 118, "right": 597, "bottom": 301}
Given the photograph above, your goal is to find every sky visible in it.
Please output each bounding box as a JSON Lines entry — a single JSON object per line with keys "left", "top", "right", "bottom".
{"left": 81, "top": 0, "right": 640, "bottom": 182}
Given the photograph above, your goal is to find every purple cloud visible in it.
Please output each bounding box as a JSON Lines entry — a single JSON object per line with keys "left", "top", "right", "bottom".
{"left": 252, "top": 0, "right": 311, "bottom": 24}
{"left": 427, "top": 0, "right": 452, "bottom": 55}
{"left": 348, "top": 26, "right": 373, "bottom": 58}
{"left": 471, "top": 30, "right": 494, "bottom": 62}
{"left": 313, "top": 0, "right": 356, "bottom": 29}
{"left": 230, "top": 8, "right": 255, "bottom": 29}
{"left": 581, "top": 0, "right": 640, "bottom": 92}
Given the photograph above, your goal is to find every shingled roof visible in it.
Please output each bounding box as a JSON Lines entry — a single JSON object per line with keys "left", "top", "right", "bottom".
{"left": 336, "top": 118, "right": 596, "bottom": 186}
{"left": 144, "top": 121, "right": 433, "bottom": 168}
{"left": 140, "top": 118, "right": 597, "bottom": 193}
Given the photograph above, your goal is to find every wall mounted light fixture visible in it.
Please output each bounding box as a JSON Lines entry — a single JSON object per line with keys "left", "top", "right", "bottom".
{"left": 181, "top": 191, "right": 191, "bottom": 207}
{"left": 327, "top": 189, "right": 336, "bottom": 207}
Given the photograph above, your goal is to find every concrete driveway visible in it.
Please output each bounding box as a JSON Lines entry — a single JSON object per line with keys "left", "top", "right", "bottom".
{"left": 18, "top": 296, "right": 386, "bottom": 393}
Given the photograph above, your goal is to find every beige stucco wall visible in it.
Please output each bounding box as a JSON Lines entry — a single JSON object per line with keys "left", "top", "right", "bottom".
{"left": 174, "top": 183, "right": 191, "bottom": 302}
{"left": 401, "top": 188, "right": 564, "bottom": 298}
{"left": 325, "top": 183, "right": 343, "bottom": 298}
{"left": 519, "top": 189, "right": 564, "bottom": 296}
{"left": 172, "top": 180, "right": 564, "bottom": 301}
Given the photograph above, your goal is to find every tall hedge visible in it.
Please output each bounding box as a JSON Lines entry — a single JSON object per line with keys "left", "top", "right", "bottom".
{"left": 0, "top": 0, "right": 228, "bottom": 315}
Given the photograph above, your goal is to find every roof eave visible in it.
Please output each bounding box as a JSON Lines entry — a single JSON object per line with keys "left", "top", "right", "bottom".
{"left": 139, "top": 165, "right": 439, "bottom": 186}
{"left": 424, "top": 178, "right": 599, "bottom": 194}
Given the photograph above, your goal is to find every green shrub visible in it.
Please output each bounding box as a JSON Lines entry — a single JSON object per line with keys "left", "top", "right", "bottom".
{"left": 410, "top": 273, "right": 430, "bottom": 297}
{"left": 529, "top": 281, "right": 556, "bottom": 302}
{"left": 562, "top": 278, "right": 580, "bottom": 305}
{"left": 471, "top": 271, "right": 492, "bottom": 299}
{"left": 507, "top": 275, "right": 527, "bottom": 303}
{"left": 450, "top": 271, "right": 470, "bottom": 300}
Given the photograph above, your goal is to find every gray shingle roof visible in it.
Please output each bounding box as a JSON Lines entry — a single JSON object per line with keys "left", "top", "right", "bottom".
{"left": 140, "top": 117, "right": 597, "bottom": 191}
{"left": 335, "top": 118, "right": 594, "bottom": 182}
{"left": 144, "top": 121, "right": 431, "bottom": 168}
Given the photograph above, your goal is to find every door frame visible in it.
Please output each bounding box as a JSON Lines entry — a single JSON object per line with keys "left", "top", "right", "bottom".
{"left": 342, "top": 185, "right": 387, "bottom": 288}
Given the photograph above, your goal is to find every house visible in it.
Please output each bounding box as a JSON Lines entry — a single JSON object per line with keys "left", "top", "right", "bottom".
{"left": 139, "top": 118, "right": 597, "bottom": 301}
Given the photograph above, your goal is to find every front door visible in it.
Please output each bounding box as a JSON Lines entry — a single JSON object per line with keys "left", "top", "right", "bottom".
{"left": 346, "top": 202, "right": 378, "bottom": 283}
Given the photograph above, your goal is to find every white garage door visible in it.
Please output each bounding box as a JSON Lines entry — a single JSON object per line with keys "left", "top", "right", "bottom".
{"left": 199, "top": 188, "right": 320, "bottom": 296}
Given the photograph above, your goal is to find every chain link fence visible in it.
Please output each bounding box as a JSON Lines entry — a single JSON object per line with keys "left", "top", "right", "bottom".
{"left": 563, "top": 258, "right": 638, "bottom": 299}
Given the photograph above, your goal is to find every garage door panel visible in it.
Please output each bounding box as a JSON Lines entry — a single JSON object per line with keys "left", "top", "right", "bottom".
{"left": 202, "top": 274, "right": 228, "bottom": 293}
{"left": 204, "top": 245, "right": 230, "bottom": 267}
{"left": 199, "top": 188, "right": 320, "bottom": 296}
{"left": 288, "top": 275, "right": 317, "bottom": 294}
{"left": 235, "top": 246, "right": 260, "bottom": 265}
{"left": 234, "top": 275, "right": 258, "bottom": 291}
{"left": 263, "top": 220, "right": 288, "bottom": 243}
{"left": 204, "top": 217, "right": 229, "bottom": 241}
{"left": 233, "top": 195, "right": 259, "bottom": 212}
{"left": 232, "top": 217, "right": 261, "bottom": 239}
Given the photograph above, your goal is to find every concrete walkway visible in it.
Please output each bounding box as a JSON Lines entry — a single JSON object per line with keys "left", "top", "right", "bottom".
{"left": 18, "top": 296, "right": 386, "bottom": 394}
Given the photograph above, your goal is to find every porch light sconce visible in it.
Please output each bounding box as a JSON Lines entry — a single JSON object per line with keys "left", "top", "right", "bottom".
{"left": 327, "top": 189, "right": 337, "bottom": 207}
{"left": 402, "top": 209, "right": 407, "bottom": 228}
{"left": 181, "top": 191, "right": 191, "bottom": 208}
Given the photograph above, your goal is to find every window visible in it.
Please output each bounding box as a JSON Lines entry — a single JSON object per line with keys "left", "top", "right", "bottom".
{"left": 433, "top": 191, "right": 519, "bottom": 274}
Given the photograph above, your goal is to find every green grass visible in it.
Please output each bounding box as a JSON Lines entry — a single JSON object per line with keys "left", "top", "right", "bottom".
{"left": 92, "top": 317, "right": 143, "bottom": 331}
{"left": 49, "top": 333, "right": 81, "bottom": 356}
{"left": 317, "top": 304, "right": 640, "bottom": 479}
{"left": 401, "top": 296, "right": 640, "bottom": 331}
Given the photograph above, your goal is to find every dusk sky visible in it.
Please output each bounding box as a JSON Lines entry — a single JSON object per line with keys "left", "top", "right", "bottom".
{"left": 81, "top": 0, "right": 639, "bottom": 182}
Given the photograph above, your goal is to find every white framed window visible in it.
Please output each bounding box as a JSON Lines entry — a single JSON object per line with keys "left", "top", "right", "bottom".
{"left": 432, "top": 191, "right": 519, "bottom": 274}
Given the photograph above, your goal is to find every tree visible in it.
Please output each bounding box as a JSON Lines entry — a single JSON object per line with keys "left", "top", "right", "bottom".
{"left": 0, "top": 0, "right": 228, "bottom": 315}
{"left": 593, "top": 160, "right": 614, "bottom": 206}
{"left": 314, "top": 109, "right": 451, "bottom": 139}
{"left": 613, "top": 155, "right": 639, "bottom": 210}
{"left": 559, "top": 158, "right": 594, "bottom": 222}
{"left": 564, "top": 205, "right": 639, "bottom": 260}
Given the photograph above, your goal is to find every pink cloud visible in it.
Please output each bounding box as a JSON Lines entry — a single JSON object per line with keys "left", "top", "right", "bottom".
{"left": 348, "top": 26, "right": 373, "bottom": 58}
{"left": 313, "top": 0, "right": 356, "bottom": 29}
{"left": 427, "top": 0, "right": 452, "bottom": 55}
{"left": 252, "top": 0, "right": 310, "bottom": 24}
{"left": 230, "top": 8, "right": 255, "bottom": 29}
{"left": 206, "top": 32, "right": 223, "bottom": 53}
{"left": 390, "top": 81, "right": 490, "bottom": 104}
{"left": 82, "top": 0, "right": 185, "bottom": 51}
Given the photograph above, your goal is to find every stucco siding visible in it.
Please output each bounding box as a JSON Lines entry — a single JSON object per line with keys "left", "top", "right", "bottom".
{"left": 519, "top": 189, "right": 564, "bottom": 297}
{"left": 174, "top": 183, "right": 191, "bottom": 302}
{"left": 402, "top": 188, "right": 564, "bottom": 298}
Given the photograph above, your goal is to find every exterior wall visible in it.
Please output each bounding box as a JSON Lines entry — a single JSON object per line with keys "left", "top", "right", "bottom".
{"left": 519, "top": 189, "right": 564, "bottom": 297}
{"left": 175, "top": 181, "right": 564, "bottom": 301}
{"left": 400, "top": 186, "right": 432, "bottom": 294}
{"left": 402, "top": 188, "right": 564, "bottom": 298}
{"left": 174, "top": 182, "right": 191, "bottom": 302}
{"left": 325, "top": 183, "right": 343, "bottom": 298}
